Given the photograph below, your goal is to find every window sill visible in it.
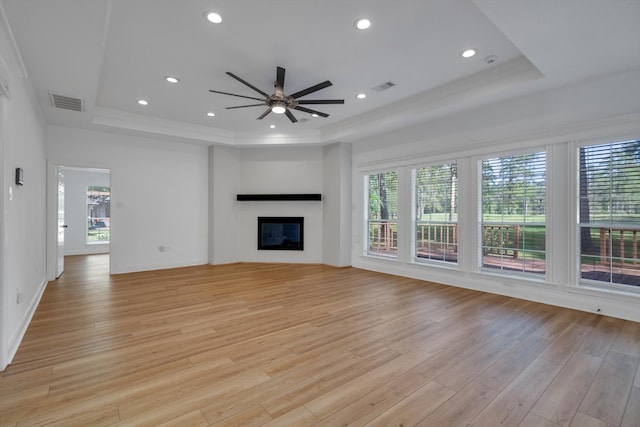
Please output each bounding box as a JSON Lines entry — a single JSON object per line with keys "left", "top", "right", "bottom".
{"left": 87, "top": 241, "right": 110, "bottom": 246}
{"left": 362, "top": 253, "right": 400, "bottom": 263}
{"left": 411, "top": 258, "right": 459, "bottom": 271}
{"left": 473, "top": 269, "right": 552, "bottom": 288}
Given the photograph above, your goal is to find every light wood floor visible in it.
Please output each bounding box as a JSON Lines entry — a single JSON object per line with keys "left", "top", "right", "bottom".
{"left": 1, "top": 255, "right": 639, "bottom": 427}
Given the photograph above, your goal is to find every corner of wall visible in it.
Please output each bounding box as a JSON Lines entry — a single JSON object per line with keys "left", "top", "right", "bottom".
{"left": 322, "top": 142, "right": 353, "bottom": 267}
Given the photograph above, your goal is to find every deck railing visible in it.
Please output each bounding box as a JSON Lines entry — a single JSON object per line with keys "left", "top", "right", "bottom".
{"left": 369, "top": 222, "right": 640, "bottom": 267}
{"left": 599, "top": 227, "right": 639, "bottom": 266}
{"left": 368, "top": 220, "right": 398, "bottom": 255}
{"left": 482, "top": 224, "right": 520, "bottom": 259}
{"left": 369, "top": 222, "right": 521, "bottom": 260}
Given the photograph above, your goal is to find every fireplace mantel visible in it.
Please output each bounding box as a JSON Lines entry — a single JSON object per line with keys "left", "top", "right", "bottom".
{"left": 236, "top": 194, "right": 321, "bottom": 201}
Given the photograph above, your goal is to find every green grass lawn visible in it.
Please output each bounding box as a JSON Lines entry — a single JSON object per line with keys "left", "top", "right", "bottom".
{"left": 87, "top": 230, "right": 110, "bottom": 242}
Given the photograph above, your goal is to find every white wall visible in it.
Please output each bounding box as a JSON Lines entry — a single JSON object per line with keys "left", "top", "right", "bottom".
{"left": 322, "top": 142, "right": 352, "bottom": 267}
{"left": 351, "top": 68, "right": 640, "bottom": 322}
{"left": 209, "top": 145, "right": 240, "bottom": 265}
{"left": 47, "top": 126, "right": 209, "bottom": 274}
{"left": 209, "top": 145, "right": 325, "bottom": 264}
{"left": 0, "top": 6, "right": 47, "bottom": 370}
{"left": 353, "top": 68, "right": 640, "bottom": 165}
{"left": 237, "top": 146, "right": 324, "bottom": 263}
{"left": 62, "top": 167, "right": 110, "bottom": 255}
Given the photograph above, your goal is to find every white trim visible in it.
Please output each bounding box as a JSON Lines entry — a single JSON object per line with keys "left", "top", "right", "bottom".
{"left": 47, "top": 161, "right": 114, "bottom": 280}
{"left": 0, "top": 2, "right": 28, "bottom": 80}
{"left": 6, "top": 279, "right": 47, "bottom": 365}
{"left": 0, "top": 86, "right": 7, "bottom": 371}
{"left": 355, "top": 113, "right": 640, "bottom": 171}
{"left": 111, "top": 258, "right": 214, "bottom": 275}
{"left": 353, "top": 119, "right": 640, "bottom": 322}
{"left": 46, "top": 162, "right": 59, "bottom": 281}
{"left": 352, "top": 257, "right": 640, "bottom": 323}
{"left": 0, "top": 52, "right": 12, "bottom": 98}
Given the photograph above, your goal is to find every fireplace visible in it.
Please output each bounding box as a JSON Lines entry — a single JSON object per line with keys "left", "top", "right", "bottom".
{"left": 258, "top": 217, "right": 304, "bottom": 250}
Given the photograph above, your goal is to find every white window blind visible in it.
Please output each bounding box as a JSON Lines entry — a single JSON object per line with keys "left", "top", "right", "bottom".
{"left": 481, "top": 152, "right": 546, "bottom": 276}
{"left": 579, "top": 140, "right": 640, "bottom": 289}
{"left": 367, "top": 171, "right": 398, "bottom": 257}
{"left": 414, "top": 163, "right": 458, "bottom": 264}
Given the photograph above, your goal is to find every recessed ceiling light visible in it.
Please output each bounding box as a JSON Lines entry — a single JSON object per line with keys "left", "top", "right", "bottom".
{"left": 461, "top": 48, "right": 477, "bottom": 58}
{"left": 207, "top": 112, "right": 215, "bottom": 117}
{"left": 165, "top": 76, "right": 179, "bottom": 83}
{"left": 311, "top": 113, "right": 319, "bottom": 118}
{"left": 205, "top": 12, "right": 222, "bottom": 24}
{"left": 356, "top": 93, "right": 367, "bottom": 99}
{"left": 137, "top": 99, "right": 148, "bottom": 106}
{"left": 270, "top": 124, "right": 276, "bottom": 129}
{"left": 354, "top": 18, "right": 371, "bottom": 30}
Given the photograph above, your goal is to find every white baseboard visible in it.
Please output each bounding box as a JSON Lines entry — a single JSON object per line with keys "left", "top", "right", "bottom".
{"left": 352, "top": 257, "right": 640, "bottom": 323}
{"left": 112, "top": 258, "right": 209, "bottom": 274}
{"left": 6, "top": 277, "right": 48, "bottom": 367}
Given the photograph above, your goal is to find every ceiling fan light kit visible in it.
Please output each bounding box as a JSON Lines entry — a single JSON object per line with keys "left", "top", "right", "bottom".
{"left": 209, "top": 66, "right": 344, "bottom": 123}
{"left": 271, "top": 102, "right": 286, "bottom": 114}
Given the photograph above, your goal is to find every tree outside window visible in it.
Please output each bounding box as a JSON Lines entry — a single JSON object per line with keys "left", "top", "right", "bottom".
{"left": 414, "top": 163, "right": 458, "bottom": 264}
{"left": 481, "top": 152, "right": 546, "bottom": 276}
{"left": 367, "top": 171, "right": 398, "bottom": 256}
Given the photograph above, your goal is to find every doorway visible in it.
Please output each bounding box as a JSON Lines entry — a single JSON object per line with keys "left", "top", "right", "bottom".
{"left": 47, "top": 163, "right": 112, "bottom": 280}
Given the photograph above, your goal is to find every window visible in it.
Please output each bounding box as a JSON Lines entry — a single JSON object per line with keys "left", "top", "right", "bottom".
{"left": 367, "top": 171, "right": 398, "bottom": 256}
{"left": 579, "top": 140, "right": 640, "bottom": 289}
{"left": 87, "top": 186, "right": 110, "bottom": 243}
{"left": 414, "top": 163, "right": 458, "bottom": 264}
{"left": 481, "top": 152, "right": 546, "bottom": 276}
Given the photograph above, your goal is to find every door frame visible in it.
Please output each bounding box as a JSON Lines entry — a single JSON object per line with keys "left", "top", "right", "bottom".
{"left": 46, "top": 161, "right": 113, "bottom": 280}
{"left": 0, "top": 96, "right": 7, "bottom": 369}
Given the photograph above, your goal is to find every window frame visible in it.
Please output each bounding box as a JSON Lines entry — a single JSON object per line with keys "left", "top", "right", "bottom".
{"left": 86, "top": 185, "right": 111, "bottom": 245}
{"left": 478, "top": 149, "right": 548, "bottom": 279}
{"left": 575, "top": 138, "right": 640, "bottom": 293}
{"left": 411, "top": 161, "right": 459, "bottom": 266}
{"left": 364, "top": 169, "right": 399, "bottom": 258}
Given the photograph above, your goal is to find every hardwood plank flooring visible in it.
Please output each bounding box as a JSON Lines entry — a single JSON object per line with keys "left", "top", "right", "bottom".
{"left": 1, "top": 254, "right": 640, "bottom": 426}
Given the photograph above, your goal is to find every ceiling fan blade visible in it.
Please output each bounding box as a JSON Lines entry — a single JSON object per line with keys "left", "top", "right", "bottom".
{"left": 225, "top": 104, "right": 265, "bottom": 109}
{"left": 226, "top": 72, "right": 270, "bottom": 98}
{"left": 257, "top": 108, "right": 272, "bottom": 120}
{"left": 276, "top": 67, "right": 285, "bottom": 89}
{"left": 296, "top": 99, "right": 345, "bottom": 105}
{"left": 289, "top": 80, "right": 332, "bottom": 99}
{"left": 209, "top": 89, "right": 264, "bottom": 102}
{"left": 285, "top": 109, "right": 298, "bottom": 123}
{"left": 293, "top": 106, "right": 329, "bottom": 118}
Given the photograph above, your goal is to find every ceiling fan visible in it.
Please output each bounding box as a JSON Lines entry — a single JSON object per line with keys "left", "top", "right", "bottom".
{"left": 209, "top": 66, "right": 344, "bottom": 123}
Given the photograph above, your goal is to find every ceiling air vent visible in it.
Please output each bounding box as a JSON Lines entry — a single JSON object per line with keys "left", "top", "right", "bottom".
{"left": 49, "top": 92, "right": 84, "bottom": 112}
{"left": 371, "top": 81, "right": 396, "bottom": 92}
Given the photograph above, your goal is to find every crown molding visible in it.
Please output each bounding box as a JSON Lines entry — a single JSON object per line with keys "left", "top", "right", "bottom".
{"left": 323, "top": 56, "right": 545, "bottom": 143}
{"left": 92, "top": 107, "right": 234, "bottom": 145}
{"left": 0, "top": 2, "right": 27, "bottom": 98}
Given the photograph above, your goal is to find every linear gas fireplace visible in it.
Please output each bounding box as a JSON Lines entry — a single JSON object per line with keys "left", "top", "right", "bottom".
{"left": 258, "top": 217, "right": 304, "bottom": 251}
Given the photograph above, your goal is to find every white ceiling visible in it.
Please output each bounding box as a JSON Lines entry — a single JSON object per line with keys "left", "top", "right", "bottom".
{"left": 2, "top": 0, "right": 639, "bottom": 146}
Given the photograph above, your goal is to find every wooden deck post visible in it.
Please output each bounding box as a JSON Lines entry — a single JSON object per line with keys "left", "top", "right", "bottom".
{"left": 600, "top": 228, "right": 608, "bottom": 266}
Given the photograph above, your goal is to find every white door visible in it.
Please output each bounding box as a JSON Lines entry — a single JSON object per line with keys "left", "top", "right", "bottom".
{"left": 56, "top": 168, "right": 65, "bottom": 278}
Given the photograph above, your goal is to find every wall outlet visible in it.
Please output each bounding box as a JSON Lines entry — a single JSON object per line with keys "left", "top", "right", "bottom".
{"left": 158, "top": 245, "right": 171, "bottom": 252}
{"left": 16, "top": 290, "right": 23, "bottom": 304}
